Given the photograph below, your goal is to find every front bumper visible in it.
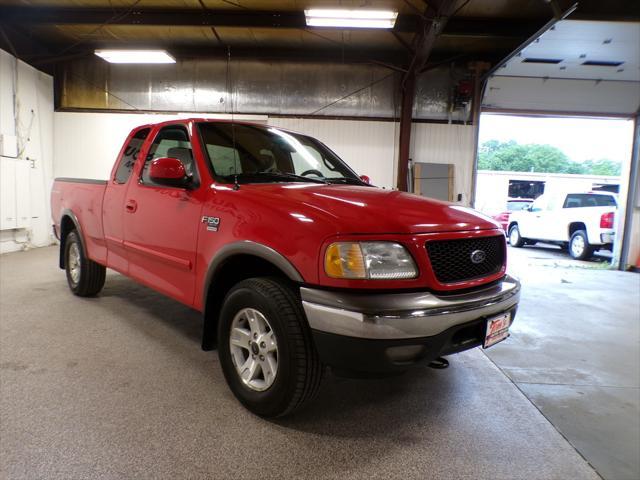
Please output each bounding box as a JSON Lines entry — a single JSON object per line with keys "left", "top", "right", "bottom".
{"left": 301, "top": 275, "right": 520, "bottom": 374}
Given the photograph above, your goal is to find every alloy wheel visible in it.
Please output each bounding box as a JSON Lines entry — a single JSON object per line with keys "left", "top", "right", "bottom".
{"left": 68, "top": 242, "right": 81, "bottom": 284}
{"left": 229, "top": 308, "right": 278, "bottom": 392}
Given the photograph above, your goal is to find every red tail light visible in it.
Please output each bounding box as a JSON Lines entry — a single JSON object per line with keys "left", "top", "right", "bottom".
{"left": 600, "top": 212, "right": 614, "bottom": 229}
{"left": 496, "top": 212, "right": 509, "bottom": 222}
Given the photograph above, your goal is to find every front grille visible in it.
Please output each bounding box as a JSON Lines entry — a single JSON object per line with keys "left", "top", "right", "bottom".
{"left": 426, "top": 235, "right": 505, "bottom": 284}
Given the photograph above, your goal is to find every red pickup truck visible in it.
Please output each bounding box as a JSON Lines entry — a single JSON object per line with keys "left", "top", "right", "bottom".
{"left": 51, "top": 119, "right": 520, "bottom": 417}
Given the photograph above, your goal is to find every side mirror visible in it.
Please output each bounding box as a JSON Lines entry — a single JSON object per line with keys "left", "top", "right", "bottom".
{"left": 359, "top": 175, "right": 371, "bottom": 185}
{"left": 149, "top": 157, "right": 191, "bottom": 188}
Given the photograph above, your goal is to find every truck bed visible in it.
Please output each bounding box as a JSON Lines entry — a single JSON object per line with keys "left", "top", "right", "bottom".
{"left": 51, "top": 178, "right": 108, "bottom": 265}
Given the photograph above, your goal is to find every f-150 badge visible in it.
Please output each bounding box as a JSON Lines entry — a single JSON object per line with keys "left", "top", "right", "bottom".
{"left": 201, "top": 216, "right": 220, "bottom": 232}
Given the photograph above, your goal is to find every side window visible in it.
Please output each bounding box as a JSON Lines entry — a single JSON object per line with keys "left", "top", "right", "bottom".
{"left": 563, "top": 194, "right": 617, "bottom": 208}
{"left": 205, "top": 144, "right": 241, "bottom": 176}
{"left": 141, "top": 126, "right": 195, "bottom": 186}
{"left": 114, "top": 128, "right": 149, "bottom": 184}
{"left": 563, "top": 194, "right": 583, "bottom": 208}
{"left": 530, "top": 196, "right": 547, "bottom": 212}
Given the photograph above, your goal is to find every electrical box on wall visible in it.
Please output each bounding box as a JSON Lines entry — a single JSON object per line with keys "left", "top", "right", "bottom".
{"left": 0, "top": 134, "right": 18, "bottom": 158}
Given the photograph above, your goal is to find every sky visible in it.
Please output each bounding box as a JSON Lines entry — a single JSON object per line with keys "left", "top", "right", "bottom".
{"left": 479, "top": 114, "right": 635, "bottom": 164}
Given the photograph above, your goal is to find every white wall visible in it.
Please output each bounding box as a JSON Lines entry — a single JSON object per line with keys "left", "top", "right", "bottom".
{"left": 0, "top": 49, "right": 54, "bottom": 254}
{"left": 52, "top": 112, "right": 268, "bottom": 180}
{"left": 410, "top": 123, "right": 475, "bottom": 205}
{"left": 54, "top": 113, "right": 399, "bottom": 189}
{"left": 53, "top": 111, "right": 476, "bottom": 200}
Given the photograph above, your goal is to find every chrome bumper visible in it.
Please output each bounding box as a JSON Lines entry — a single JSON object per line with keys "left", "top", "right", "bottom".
{"left": 301, "top": 275, "right": 521, "bottom": 340}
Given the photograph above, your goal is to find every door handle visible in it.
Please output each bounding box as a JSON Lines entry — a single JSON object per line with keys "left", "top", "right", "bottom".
{"left": 125, "top": 199, "right": 137, "bottom": 213}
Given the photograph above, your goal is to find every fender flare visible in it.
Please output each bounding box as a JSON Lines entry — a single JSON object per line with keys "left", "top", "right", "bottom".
{"left": 200, "top": 241, "right": 304, "bottom": 351}
{"left": 58, "top": 209, "right": 86, "bottom": 269}
{"left": 201, "top": 240, "right": 304, "bottom": 303}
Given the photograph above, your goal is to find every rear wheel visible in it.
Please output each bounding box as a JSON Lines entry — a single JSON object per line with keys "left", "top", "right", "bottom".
{"left": 569, "top": 230, "right": 594, "bottom": 260}
{"left": 64, "top": 230, "right": 106, "bottom": 296}
{"left": 218, "top": 277, "right": 323, "bottom": 417}
{"left": 508, "top": 225, "right": 525, "bottom": 248}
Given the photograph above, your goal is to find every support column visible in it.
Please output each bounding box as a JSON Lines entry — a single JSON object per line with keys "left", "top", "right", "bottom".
{"left": 619, "top": 114, "right": 640, "bottom": 270}
{"left": 393, "top": 0, "right": 459, "bottom": 192}
{"left": 468, "top": 61, "right": 490, "bottom": 206}
{"left": 396, "top": 72, "right": 416, "bottom": 192}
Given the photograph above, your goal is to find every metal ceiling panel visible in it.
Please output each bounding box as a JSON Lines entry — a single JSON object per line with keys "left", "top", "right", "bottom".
{"left": 498, "top": 20, "right": 640, "bottom": 81}
{"left": 483, "top": 75, "right": 640, "bottom": 115}
{"left": 60, "top": 57, "right": 450, "bottom": 118}
{"left": 484, "top": 20, "right": 640, "bottom": 115}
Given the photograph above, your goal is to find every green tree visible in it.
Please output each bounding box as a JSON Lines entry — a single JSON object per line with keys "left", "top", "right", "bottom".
{"left": 478, "top": 141, "right": 620, "bottom": 176}
{"left": 581, "top": 159, "right": 622, "bottom": 176}
{"left": 478, "top": 141, "right": 573, "bottom": 173}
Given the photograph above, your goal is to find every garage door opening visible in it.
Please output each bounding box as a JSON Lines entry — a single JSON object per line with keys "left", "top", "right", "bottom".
{"left": 475, "top": 113, "right": 635, "bottom": 265}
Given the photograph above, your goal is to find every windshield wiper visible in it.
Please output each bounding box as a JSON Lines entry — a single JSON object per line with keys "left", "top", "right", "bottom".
{"left": 254, "top": 172, "right": 328, "bottom": 184}
{"left": 324, "top": 177, "right": 365, "bottom": 185}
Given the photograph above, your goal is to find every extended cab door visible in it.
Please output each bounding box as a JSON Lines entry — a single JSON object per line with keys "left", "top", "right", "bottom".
{"left": 122, "top": 124, "right": 204, "bottom": 305}
{"left": 102, "top": 127, "right": 150, "bottom": 274}
{"left": 516, "top": 194, "right": 547, "bottom": 239}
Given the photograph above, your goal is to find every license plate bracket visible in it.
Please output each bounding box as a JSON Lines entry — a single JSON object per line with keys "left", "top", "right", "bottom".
{"left": 483, "top": 312, "right": 511, "bottom": 349}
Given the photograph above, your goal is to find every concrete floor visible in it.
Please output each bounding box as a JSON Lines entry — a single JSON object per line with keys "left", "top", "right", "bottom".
{"left": 0, "top": 246, "right": 625, "bottom": 479}
{"left": 488, "top": 244, "right": 640, "bottom": 480}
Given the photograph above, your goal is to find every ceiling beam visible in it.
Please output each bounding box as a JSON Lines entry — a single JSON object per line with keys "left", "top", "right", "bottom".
{"left": 0, "top": 6, "right": 541, "bottom": 38}
{"left": 26, "top": 43, "right": 486, "bottom": 70}
{"left": 0, "top": 23, "right": 60, "bottom": 73}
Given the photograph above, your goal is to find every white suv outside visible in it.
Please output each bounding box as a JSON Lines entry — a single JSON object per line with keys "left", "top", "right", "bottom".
{"left": 507, "top": 192, "right": 617, "bottom": 260}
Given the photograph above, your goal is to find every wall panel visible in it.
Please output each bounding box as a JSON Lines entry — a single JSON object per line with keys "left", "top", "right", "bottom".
{"left": 410, "top": 123, "right": 475, "bottom": 205}
{"left": 53, "top": 111, "right": 476, "bottom": 203}
{"left": 0, "top": 49, "right": 54, "bottom": 253}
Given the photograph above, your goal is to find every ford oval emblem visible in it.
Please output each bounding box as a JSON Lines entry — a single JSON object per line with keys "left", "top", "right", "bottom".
{"left": 470, "top": 249, "right": 486, "bottom": 264}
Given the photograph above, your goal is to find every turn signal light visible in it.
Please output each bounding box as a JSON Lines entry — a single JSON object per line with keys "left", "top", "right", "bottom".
{"left": 325, "top": 243, "right": 366, "bottom": 279}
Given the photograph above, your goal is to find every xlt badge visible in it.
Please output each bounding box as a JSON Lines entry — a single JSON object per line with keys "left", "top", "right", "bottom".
{"left": 201, "top": 216, "right": 220, "bottom": 232}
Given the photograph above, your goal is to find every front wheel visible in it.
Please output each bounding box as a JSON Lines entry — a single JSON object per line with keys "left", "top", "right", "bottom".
{"left": 508, "top": 225, "right": 525, "bottom": 247}
{"left": 569, "top": 230, "right": 594, "bottom": 260}
{"left": 217, "top": 277, "right": 323, "bottom": 417}
{"left": 64, "top": 230, "right": 106, "bottom": 296}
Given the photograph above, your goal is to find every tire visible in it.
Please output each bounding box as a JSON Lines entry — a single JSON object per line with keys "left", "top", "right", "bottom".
{"left": 568, "top": 230, "right": 594, "bottom": 260}
{"left": 218, "top": 277, "right": 323, "bottom": 417}
{"left": 508, "top": 225, "right": 525, "bottom": 248}
{"left": 64, "top": 230, "right": 106, "bottom": 296}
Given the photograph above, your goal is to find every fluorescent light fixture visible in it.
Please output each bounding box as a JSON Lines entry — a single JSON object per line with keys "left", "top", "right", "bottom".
{"left": 94, "top": 49, "right": 176, "bottom": 64}
{"left": 304, "top": 9, "right": 398, "bottom": 29}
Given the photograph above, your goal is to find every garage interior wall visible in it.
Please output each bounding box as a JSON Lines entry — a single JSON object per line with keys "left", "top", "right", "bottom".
{"left": 53, "top": 111, "right": 475, "bottom": 199}
{"left": 1, "top": 46, "right": 477, "bottom": 254}
{"left": 0, "top": 50, "right": 54, "bottom": 254}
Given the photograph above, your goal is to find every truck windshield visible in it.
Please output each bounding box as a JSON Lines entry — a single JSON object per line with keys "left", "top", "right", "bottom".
{"left": 197, "top": 123, "right": 364, "bottom": 185}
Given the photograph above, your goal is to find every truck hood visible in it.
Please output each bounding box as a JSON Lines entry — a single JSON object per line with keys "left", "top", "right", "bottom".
{"left": 237, "top": 183, "right": 500, "bottom": 234}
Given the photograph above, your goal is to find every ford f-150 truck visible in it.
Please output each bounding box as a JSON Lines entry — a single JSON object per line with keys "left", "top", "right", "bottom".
{"left": 51, "top": 119, "right": 520, "bottom": 417}
{"left": 507, "top": 191, "right": 617, "bottom": 260}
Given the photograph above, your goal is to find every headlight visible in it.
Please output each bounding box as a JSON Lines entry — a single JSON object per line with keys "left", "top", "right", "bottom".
{"left": 324, "top": 242, "right": 418, "bottom": 280}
